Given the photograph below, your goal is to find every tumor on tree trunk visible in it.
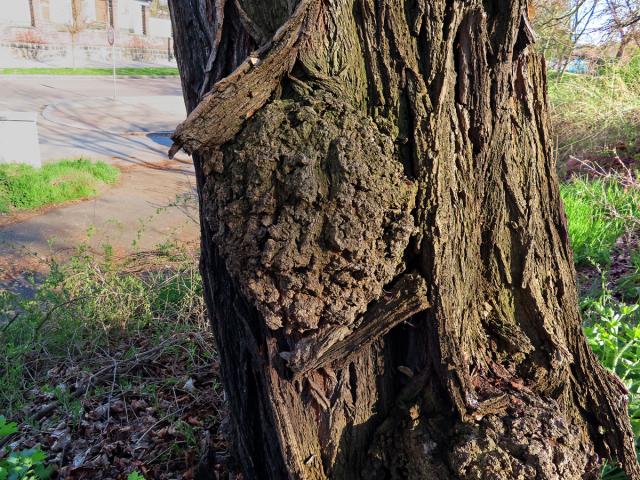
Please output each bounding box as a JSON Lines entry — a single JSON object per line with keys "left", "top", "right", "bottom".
{"left": 168, "top": 0, "right": 640, "bottom": 478}
{"left": 204, "top": 93, "right": 417, "bottom": 334}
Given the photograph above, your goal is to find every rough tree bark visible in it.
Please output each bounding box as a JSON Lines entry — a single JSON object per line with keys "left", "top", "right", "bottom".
{"left": 168, "top": 1, "right": 640, "bottom": 479}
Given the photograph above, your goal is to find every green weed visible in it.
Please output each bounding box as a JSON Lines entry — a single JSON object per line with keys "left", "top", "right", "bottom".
{"left": 0, "top": 159, "right": 119, "bottom": 213}
{"left": 617, "top": 252, "right": 640, "bottom": 301}
{"left": 0, "top": 416, "right": 52, "bottom": 480}
{"left": 561, "top": 178, "right": 640, "bottom": 266}
{"left": 583, "top": 287, "right": 640, "bottom": 479}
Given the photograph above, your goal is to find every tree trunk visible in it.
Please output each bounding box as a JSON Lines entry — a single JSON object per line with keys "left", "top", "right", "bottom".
{"left": 616, "top": 34, "right": 631, "bottom": 60}
{"left": 168, "top": 1, "right": 640, "bottom": 479}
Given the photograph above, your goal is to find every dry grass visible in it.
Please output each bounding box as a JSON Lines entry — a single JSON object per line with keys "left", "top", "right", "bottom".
{"left": 0, "top": 241, "right": 230, "bottom": 479}
{"left": 549, "top": 63, "right": 640, "bottom": 169}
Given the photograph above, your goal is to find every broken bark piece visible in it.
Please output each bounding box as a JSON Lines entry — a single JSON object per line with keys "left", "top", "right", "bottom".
{"left": 171, "top": 0, "right": 321, "bottom": 156}
{"left": 284, "top": 274, "right": 430, "bottom": 374}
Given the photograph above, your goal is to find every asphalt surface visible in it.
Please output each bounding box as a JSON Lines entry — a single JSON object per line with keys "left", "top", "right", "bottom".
{"left": 0, "top": 75, "right": 188, "bottom": 164}
{"left": 0, "top": 76, "right": 200, "bottom": 289}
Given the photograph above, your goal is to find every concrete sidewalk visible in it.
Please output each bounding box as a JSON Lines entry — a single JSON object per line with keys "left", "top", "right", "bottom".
{"left": 0, "top": 75, "right": 188, "bottom": 165}
{"left": 42, "top": 95, "right": 185, "bottom": 134}
{"left": 0, "top": 163, "right": 199, "bottom": 291}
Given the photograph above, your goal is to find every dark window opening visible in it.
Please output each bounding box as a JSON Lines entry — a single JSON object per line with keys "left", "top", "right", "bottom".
{"left": 28, "top": 0, "right": 36, "bottom": 27}
{"left": 108, "top": 0, "right": 114, "bottom": 27}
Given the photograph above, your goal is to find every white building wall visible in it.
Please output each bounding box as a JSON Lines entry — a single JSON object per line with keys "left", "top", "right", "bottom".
{"left": 0, "top": 1, "right": 32, "bottom": 26}
{"left": 148, "top": 17, "right": 170, "bottom": 38}
{"left": 82, "top": 0, "right": 97, "bottom": 22}
{"left": 117, "top": 0, "right": 144, "bottom": 34}
{"left": 49, "top": 0, "right": 73, "bottom": 24}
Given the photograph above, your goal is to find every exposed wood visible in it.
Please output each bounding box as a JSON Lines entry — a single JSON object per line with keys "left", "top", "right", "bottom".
{"left": 282, "top": 273, "right": 430, "bottom": 375}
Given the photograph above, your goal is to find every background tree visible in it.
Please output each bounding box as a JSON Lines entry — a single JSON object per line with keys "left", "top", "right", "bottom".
{"left": 67, "top": 0, "right": 87, "bottom": 69}
{"left": 530, "top": 0, "right": 606, "bottom": 73}
{"left": 530, "top": 0, "right": 574, "bottom": 65}
{"left": 602, "top": 0, "right": 640, "bottom": 58}
{"left": 169, "top": 1, "right": 640, "bottom": 478}
{"left": 531, "top": 0, "right": 640, "bottom": 69}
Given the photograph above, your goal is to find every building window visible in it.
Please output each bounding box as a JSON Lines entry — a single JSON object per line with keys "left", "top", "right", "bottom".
{"left": 28, "top": 0, "right": 36, "bottom": 27}
{"left": 108, "top": 0, "right": 114, "bottom": 26}
{"left": 141, "top": 5, "right": 146, "bottom": 35}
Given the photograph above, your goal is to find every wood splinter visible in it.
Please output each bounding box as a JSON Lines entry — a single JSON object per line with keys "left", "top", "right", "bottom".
{"left": 281, "top": 273, "right": 430, "bottom": 375}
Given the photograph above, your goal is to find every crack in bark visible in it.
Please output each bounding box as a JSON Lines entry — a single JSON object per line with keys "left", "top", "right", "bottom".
{"left": 282, "top": 273, "right": 430, "bottom": 374}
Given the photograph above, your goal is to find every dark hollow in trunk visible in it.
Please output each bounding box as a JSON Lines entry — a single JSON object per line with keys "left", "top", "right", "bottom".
{"left": 168, "top": 1, "right": 640, "bottom": 479}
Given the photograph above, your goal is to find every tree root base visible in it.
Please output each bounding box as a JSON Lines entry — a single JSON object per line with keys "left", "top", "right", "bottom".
{"left": 367, "top": 393, "right": 599, "bottom": 480}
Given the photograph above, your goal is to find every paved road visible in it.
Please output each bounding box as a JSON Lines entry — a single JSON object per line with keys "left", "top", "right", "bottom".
{"left": 0, "top": 76, "right": 199, "bottom": 287}
{"left": 0, "top": 75, "right": 188, "bottom": 164}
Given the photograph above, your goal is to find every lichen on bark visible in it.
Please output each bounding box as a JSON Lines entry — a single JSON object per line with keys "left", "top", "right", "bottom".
{"left": 203, "top": 93, "right": 417, "bottom": 334}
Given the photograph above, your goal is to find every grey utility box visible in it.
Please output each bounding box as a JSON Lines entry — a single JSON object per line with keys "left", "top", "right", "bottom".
{"left": 0, "top": 111, "right": 42, "bottom": 168}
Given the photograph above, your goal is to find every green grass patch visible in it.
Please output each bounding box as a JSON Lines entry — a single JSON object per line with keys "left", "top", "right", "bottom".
{"left": 0, "top": 159, "right": 119, "bottom": 213}
{"left": 549, "top": 58, "right": 640, "bottom": 166}
{"left": 0, "top": 67, "right": 179, "bottom": 76}
{"left": 561, "top": 178, "right": 640, "bottom": 266}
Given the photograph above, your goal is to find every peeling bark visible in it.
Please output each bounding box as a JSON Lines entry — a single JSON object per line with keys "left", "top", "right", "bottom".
{"left": 169, "top": 1, "right": 640, "bottom": 479}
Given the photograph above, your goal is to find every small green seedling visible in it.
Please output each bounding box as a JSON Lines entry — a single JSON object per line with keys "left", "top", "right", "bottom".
{"left": 0, "top": 416, "right": 53, "bottom": 480}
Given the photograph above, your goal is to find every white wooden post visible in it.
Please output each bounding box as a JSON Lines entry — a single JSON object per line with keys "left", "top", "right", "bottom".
{"left": 0, "top": 112, "right": 42, "bottom": 168}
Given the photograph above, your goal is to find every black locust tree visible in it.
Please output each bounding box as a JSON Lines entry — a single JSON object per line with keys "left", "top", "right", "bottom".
{"left": 168, "top": 1, "right": 640, "bottom": 478}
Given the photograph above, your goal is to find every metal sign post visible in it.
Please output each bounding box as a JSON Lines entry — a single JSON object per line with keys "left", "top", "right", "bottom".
{"left": 107, "top": 27, "right": 116, "bottom": 99}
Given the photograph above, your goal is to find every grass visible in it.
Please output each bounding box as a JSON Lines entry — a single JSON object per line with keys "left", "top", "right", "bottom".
{"left": 548, "top": 58, "right": 640, "bottom": 165}
{"left": 561, "top": 178, "right": 640, "bottom": 266}
{"left": 0, "top": 242, "right": 205, "bottom": 416}
{"left": 0, "top": 67, "right": 179, "bottom": 76}
{"left": 0, "top": 159, "right": 119, "bottom": 213}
